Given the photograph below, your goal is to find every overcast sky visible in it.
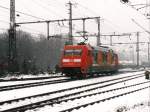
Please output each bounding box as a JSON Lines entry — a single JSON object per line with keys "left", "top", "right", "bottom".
{"left": 0, "top": 0, "right": 150, "bottom": 52}
{"left": 0, "top": 0, "right": 150, "bottom": 62}
{"left": 0, "top": 0, "right": 149, "bottom": 32}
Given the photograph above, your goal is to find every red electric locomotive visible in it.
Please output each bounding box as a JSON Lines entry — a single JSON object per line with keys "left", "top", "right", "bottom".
{"left": 60, "top": 43, "right": 119, "bottom": 78}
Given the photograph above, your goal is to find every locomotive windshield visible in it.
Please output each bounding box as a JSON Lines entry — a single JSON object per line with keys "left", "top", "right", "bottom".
{"left": 64, "top": 49, "right": 82, "bottom": 56}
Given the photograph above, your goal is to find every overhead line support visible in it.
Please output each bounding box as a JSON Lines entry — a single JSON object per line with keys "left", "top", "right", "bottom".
{"left": 16, "top": 16, "right": 100, "bottom": 44}
{"left": 82, "top": 18, "right": 86, "bottom": 39}
{"left": 136, "top": 32, "right": 140, "bottom": 66}
{"left": 68, "top": 1, "right": 73, "bottom": 44}
{"left": 16, "top": 17, "right": 100, "bottom": 25}
{"left": 9, "top": 0, "right": 18, "bottom": 72}
{"left": 97, "top": 17, "right": 101, "bottom": 46}
{"left": 47, "top": 21, "right": 50, "bottom": 40}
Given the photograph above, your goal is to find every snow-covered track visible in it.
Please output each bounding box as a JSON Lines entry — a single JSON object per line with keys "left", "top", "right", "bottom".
{"left": 0, "top": 75, "right": 65, "bottom": 82}
{"left": 0, "top": 78, "right": 72, "bottom": 92}
{"left": 60, "top": 85, "right": 150, "bottom": 112}
{"left": 0, "top": 73, "right": 144, "bottom": 105}
{"left": 0, "top": 71, "right": 144, "bottom": 92}
{"left": 0, "top": 73, "right": 145, "bottom": 112}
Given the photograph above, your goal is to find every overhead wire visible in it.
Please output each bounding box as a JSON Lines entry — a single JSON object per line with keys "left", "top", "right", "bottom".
{"left": 39, "top": 0, "right": 88, "bottom": 31}
{"left": 123, "top": 1, "right": 149, "bottom": 20}
{"left": 0, "top": 0, "right": 131, "bottom": 42}
{"left": 14, "top": 0, "right": 96, "bottom": 37}
{"left": 67, "top": 3, "right": 118, "bottom": 34}
{"left": 17, "top": 0, "right": 36, "bottom": 17}
{"left": 36, "top": 0, "right": 149, "bottom": 48}
{"left": 30, "top": 0, "right": 65, "bottom": 19}
{"left": 43, "top": 0, "right": 67, "bottom": 13}
{"left": 0, "top": 4, "right": 46, "bottom": 20}
{"left": 46, "top": 1, "right": 100, "bottom": 38}
{"left": 76, "top": 2, "right": 122, "bottom": 32}
{"left": 29, "top": 0, "right": 89, "bottom": 36}
{"left": 19, "top": 26, "right": 46, "bottom": 34}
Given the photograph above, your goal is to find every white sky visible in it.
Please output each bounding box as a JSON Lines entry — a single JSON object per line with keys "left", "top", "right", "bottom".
{"left": 0, "top": 0, "right": 150, "bottom": 62}
{"left": 0, "top": 0, "right": 149, "bottom": 33}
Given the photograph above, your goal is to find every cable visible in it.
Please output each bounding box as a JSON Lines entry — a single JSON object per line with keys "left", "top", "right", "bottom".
{"left": 123, "top": 1, "right": 150, "bottom": 20}
{"left": 76, "top": 2, "right": 122, "bottom": 32}
{"left": 43, "top": 0, "right": 67, "bottom": 13}
{"left": 0, "top": 4, "right": 45, "bottom": 20}
{"left": 30, "top": 0, "right": 64, "bottom": 19}
{"left": 17, "top": 0, "right": 35, "bottom": 16}
{"left": 18, "top": 29, "right": 46, "bottom": 37}
{"left": 131, "top": 18, "right": 150, "bottom": 34}
{"left": 75, "top": 2, "right": 99, "bottom": 16}
{"left": 20, "top": 26, "right": 46, "bottom": 34}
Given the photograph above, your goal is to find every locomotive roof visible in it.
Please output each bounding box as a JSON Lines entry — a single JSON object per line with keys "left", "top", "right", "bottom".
{"left": 64, "top": 43, "right": 116, "bottom": 53}
{"left": 92, "top": 46, "right": 113, "bottom": 52}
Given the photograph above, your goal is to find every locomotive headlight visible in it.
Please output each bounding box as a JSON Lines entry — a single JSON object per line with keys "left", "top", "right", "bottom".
{"left": 74, "top": 59, "right": 81, "bottom": 62}
{"left": 62, "top": 59, "right": 70, "bottom": 62}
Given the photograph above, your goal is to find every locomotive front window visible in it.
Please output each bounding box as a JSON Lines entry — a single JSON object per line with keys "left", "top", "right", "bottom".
{"left": 64, "top": 50, "right": 74, "bottom": 56}
{"left": 73, "top": 49, "right": 82, "bottom": 55}
{"left": 64, "top": 49, "right": 82, "bottom": 56}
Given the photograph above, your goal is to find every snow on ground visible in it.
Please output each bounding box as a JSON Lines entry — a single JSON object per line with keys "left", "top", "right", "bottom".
{"left": 33, "top": 77, "right": 149, "bottom": 112}
{"left": 0, "top": 76, "right": 67, "bottom": 86}
{"left": 0, "top": 73, "right": 65, "bottom": 86}
{"left": 73, "top": 87, "right": 150, "bottom": 112}
{"left": 0, "top": 71, "right": 144, "bottom": 102}
{"left": 0, "top": 73, "right": 62, "bottom": 80}
{"left": 0, "top": 67, "right": 142, "bottom": 80}
{"left": 0, "top": 73, "right": 147, "bottom": 111}
{"left": 0, "top": 70, "right": 149, "bottom": 112}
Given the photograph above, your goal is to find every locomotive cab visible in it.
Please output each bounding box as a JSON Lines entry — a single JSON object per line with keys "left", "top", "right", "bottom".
{"left": 60, "top": 44, "right": 92, "bottom": 77}
{"left": 60, "top": 44, "right": 119, "bottom": 78}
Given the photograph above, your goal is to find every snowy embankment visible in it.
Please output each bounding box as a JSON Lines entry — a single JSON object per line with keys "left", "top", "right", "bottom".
{"left": 0, "top": 73, "right": 61, "bottom": 80}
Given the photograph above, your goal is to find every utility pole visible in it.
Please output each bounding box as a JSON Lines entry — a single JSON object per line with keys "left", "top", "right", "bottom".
{"left": 136, "top": 32, "right": 140, "bottom": 66}
{"left": 9, "top": 0, "right": 17, "bottom": 72}
{"left": 148, "top": 42, "right": 150, "bottom": 63}
{"left": 97, "top": 17, "right": 101, "bottom": 46}
{"left": 82, "top": 19, "right": 86, "bottom": 38}
{"left": 68, "top": 1, "right": 73, "bottom": 44}
{"left": 148, "top": 0, "right": 150, "bottom": 65}
{"left": 132, "top": 46, "right": 135, "bottom": 64}
{"left": 47, "top": 22, "right": 50, "bottom": 39}
{"left": 110, "top": 36, "right": 113, "bottom": 46}
{"left": 146, "top": 0, "right": 150, "bottom": 64}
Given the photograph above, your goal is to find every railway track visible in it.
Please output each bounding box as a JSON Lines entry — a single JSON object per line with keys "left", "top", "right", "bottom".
{"left": 0, "top": 69, "right": 142, "bottom": 82}
{"left": 0, "top": 75, "right": 64, "bottom": 82}
{"left": 0, "top": 78, "right": 72, "bottom": 92}
{"left": 0, "top": 73, "right": 146, "bottom": 112}
{"left": 60, "top": 85, "right": 150, "bottom": 112}
{"left": 0, "top": 70, "right": 145, "bottom": 92}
